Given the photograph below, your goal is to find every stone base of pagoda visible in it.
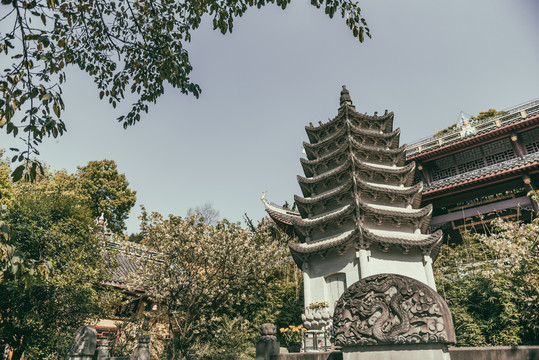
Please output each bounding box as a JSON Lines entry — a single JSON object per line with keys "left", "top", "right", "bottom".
{"left": 342, "top": 343, "right": 451, "bottom": 360}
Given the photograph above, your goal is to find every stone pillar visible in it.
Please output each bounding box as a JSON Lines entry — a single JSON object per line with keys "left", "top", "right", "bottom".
{"left": 303, "top": 267, "right": 312, "bottom": 305}
{"left": 255, "top": 323, "right": 280, "bottom": 360}
{"left": 357, "top": 249, "right": 371, "bottom": 279}
{"left": 510, "top": 132, "right": 526, "bottom": 157}
{"left": 96, "top": 339, "right": 109, "bottom": 360}
{"left": 132, "top": 335, "right": 151, "bottom": 360}
{"left": 423, "top": 254, "right": 437, "bottom": 291}
{"left": 417, "top": 163, "right": 432, "bottom": 185}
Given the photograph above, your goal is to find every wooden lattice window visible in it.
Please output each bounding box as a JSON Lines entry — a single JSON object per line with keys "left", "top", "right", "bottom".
{"left": 520, "top": 128, "right": 539, "bottom": 154}
{"left": 483, "top": 138, "right": 515, "bottom": 166}
{"left": 455, "top": 147, "right": 484, "bottom": 174}
{"left": 431, "top": 166, "right": 457, "bottom": 181}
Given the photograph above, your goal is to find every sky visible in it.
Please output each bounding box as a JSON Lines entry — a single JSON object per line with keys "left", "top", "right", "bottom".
{"left": 2, "top": 0, "right": 539, "bottom": 234}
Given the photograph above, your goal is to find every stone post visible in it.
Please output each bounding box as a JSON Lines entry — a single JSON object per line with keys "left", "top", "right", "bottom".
{"left": 96, "top": 339, "right": 109, "bottom": 360}
{"left": 132, "top": 335, "right": 151, "bottom": 360}
{"left": 356, "top": 249, "right": 371, "bottom": 279}
{"left": 423, "top": 254, "right": 437, "bottom": 291}
{"left": 255, "top": 323, "right": 280, "bottom": 360}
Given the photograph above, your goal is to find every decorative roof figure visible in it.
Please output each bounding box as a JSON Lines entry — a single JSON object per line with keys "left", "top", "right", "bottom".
{"left": 339, "top": 85, "right": 353, "bottom": 108}
{"left": 263, "top": 87, "right": 453, "bottom": 355}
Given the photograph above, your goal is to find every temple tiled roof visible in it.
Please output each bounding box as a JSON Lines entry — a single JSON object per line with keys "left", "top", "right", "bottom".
{"left": 297, "top": 161, "right": 352, "bottom": 197}
{"left": 300, "top": 145, "right": 413, "bottom": 181}
{"left": 287, "top": 225, "right": 443, "bottom": 269}
{"left": 303, "top": 125, "right": 401, "bottom": 160}
{"left": 292, "top": 204, "right": 354, "bottom": 239}
{"left": 356, "top": 177, "right": 424, "bottom": 208}
{"left": 293, "top": 178, "right": 423, "bottom": 219}
{"left": 96, "top": 221, "right": 158, "bottom": 289}
{"left": 297, "top": 153, "right": 414, "bottom": 198}
{"left": 359, "top": 201, "right": 433, "bottom": 233}
{"left": 305, "top": 109, "right": 395, "bottom": 144}
{"left": 103, "top": 253, "right": 140, "bottom": 289}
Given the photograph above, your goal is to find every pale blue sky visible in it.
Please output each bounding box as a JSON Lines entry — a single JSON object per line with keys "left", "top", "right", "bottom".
{"left": 2, "top": 0, "right": 539, "bottom": 234}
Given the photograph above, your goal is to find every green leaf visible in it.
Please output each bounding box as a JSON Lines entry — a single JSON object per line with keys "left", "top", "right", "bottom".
{"left": 11, "top": 165, "right": 25, "bottom": 182}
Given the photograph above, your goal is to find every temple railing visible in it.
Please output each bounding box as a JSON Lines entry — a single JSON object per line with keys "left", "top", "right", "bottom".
{"left": 407, "top": 98, "right": 539, "bottom": 157}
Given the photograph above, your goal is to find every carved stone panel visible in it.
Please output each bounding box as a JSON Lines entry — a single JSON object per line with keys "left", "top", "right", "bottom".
{"left": 333, "top": 274, "right": 456, "bottom": 347}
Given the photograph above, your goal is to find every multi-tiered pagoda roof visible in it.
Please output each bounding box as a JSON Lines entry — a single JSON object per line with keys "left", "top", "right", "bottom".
{"left": 263, "top": 86, "right": 442, "bottom": 268}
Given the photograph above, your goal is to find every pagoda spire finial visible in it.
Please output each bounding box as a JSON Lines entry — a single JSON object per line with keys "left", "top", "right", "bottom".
{"left": 339, "top": 85, "right": 354, "bottom": 108}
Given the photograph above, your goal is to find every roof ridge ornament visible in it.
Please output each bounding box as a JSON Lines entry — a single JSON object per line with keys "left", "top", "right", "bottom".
{"left": 339, "top": 85, "right": 354, "bottom": 109}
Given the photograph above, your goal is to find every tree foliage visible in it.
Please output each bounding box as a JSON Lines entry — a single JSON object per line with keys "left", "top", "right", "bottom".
{"left": 131, "top": 212, "right": 298, "bottom": 359}
{"left": 0, "top": 152, "right": 50, "bottom": 284}
{"left": 75, "top": 159, "right": 136, "bottom": 233}
{"left": 434, "top": 217, "right": 539, "bottom": 346}
{"left": 470, "top": 109, "right": 507, "bottom": 121}
{"left": 0, "top": 176, "right": 119, "bottom": 360}
{"left": 1, "top": 0, "right": 370, "bottom": 179}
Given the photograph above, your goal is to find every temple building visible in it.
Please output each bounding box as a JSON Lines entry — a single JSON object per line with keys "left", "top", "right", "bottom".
{"left": 406, "top": 99, "right": 539, "bottom": 238}
{"left": 262, "top": 86, "right": 443, "bottom": 334}
{"left": 93, "top": 215, "right": 159, "bottom": 341}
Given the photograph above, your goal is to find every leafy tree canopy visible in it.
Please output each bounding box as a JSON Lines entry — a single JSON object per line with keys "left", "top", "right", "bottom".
{"left": 1, "top": 151, "right": 51, "bottom": 283}
{"left": 470, "top": 109, "right": 507, "bottom": 121}
{"left": 0, "top": 174, "right": 119, "bottom": 360}
{"left": 434, "top": 217, "right": 539, "bottom": 346}
{"left": 1, "top": 0, "right": 370, "bottom": 180}
{"left": 75, "top": 159, "right": 137, "bottom": 233}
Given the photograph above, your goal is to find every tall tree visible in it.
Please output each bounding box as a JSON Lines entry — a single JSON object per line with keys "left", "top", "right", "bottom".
{"left": 1, "top": 0, "right": 370, "bottom": 179}
{"left": 76, "top": 160, "right": 136, "bottom": 233}
{"left": 0, "top": 177, "right": 118, "bottom": 360}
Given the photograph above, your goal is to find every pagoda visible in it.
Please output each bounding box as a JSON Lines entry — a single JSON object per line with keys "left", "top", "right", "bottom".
{"left": 263, "top": 87, "right": 453, "bottom": 357}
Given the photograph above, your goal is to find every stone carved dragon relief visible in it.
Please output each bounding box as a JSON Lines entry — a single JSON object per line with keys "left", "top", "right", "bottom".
{"left": 333, "top": 274, "right": 456, "bottom": 347}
